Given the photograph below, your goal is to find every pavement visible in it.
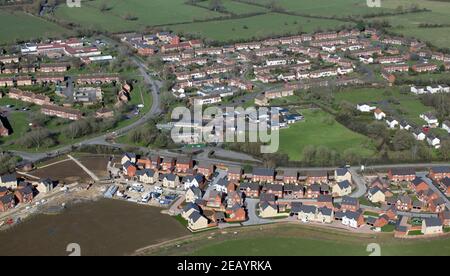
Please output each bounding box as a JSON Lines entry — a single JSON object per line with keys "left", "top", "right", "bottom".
{"left": 242, "top": 198, "right": 274, "bottom": 226}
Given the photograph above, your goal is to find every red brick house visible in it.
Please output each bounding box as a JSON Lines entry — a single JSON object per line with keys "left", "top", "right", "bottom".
{"left": 374, "top": 215, "right": 389, "bottom": 228}
{"left": 252, "top": 168, "right": 275, "bottom": 183}
{"left": 225, "top": 207, "right": 246, "bottom": 222}
{"left": 136, "top": 158, "right": 151, "bottom": 169}
{"left": 161, "top": 157, "right": 175, "bottom": 172}
{"left": 306, "top": 184, "right": 321, "bottom": 198}
{"left": 197, "top": 162, "right": 214, "bottom": 178}
{"left": 150, "top": 155, "right": 161, "bottom": 170}
{"left": 283, "top": 170, "right": 298, "bottom": 184}
{"left": 409, "top": 177, "right": 429, "bottom": 193}
{"left": 262, "top": 184, "right": 283, "bottom": 199}
{"left": 340, "top": 196, "right": 359, "bottom": 212}
{"left": 396, "top": 195, "right": 412, "bottom": 211}
{"left": 388, "top": 168, "right": 416, "bottom": 182}
{"left": 239, "top": 182, "right": 260, "bottom": 198}
{"left": 0, "top": 194, "right": 15, "bottom": 212}
{"left": 283, "top": 184, "right": 304, "bottom": 199}
{"left": 306, "top": 171, "right": 328, "bottom": 185}
{"left": 123, "top": 161, "right": 137, "bottom": 177}
{"left": 441, "top": 178, "right": 450, "bottom": 196}
{"left": 14, "top": 186, "right": 33, "bottom": 203}
{"left": 316, "top": 194, "right": 334, "bottom": 209}
{"left": 176, "top": 157, "right": 193, "bottom": 173}
{"left": 429, "top": 167, "right": 450, "bottom": 181}
{"left": 227, "top": 166, "right": 242, "bottom": 181}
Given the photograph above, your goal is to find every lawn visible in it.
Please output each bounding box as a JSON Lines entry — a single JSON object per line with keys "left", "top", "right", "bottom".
{"left": 278, "top": 109, "right": 375, "bottom": 161}
{"left": 0, "top": 112, "right": 30, "bottom": 146}
{"left": 334, "top": 87, "right": 433, "bottom": 125}
{"left": 0, "top": 10, "right": 72, "bottom": 45}
{"left": 168, "top": 13, "right": 348, "bottom": 42}
{"left": 53, "top": 0, "right": 223, "bottom": 33}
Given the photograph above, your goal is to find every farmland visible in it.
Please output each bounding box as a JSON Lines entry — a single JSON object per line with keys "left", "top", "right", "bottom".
{"left": 168, "top": 13, "right": 348, "bottom": 42}
{"left": 0, "top": 10, "right": 72, "bottom": 45}
{"left": 196, "top": 0, "right": 269, "bottom": 15}
{"left": 53, "top": 0, "right": 223, "bottom": 33}
{"left": 278, "top": 109, "right": 375, "bottom": 161}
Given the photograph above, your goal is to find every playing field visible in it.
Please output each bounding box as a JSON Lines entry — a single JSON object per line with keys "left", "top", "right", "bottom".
{"left": 168, "top": 13, "right": 348, "bottom": 42}
{"left": 53, "top": 0, "right": 223, "bottom": 33}
{"left": 334, "top": 87, "right": 434, "bottom": 125}
{"left": 278, "top": 109, "right": 375, "bottom": 161}
{"left": 0, "top": 10, "right": 72, "bottom": 45}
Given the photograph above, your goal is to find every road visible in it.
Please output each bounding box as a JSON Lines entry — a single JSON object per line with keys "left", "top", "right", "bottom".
{"left": 8, "top": 56, "right": 162, "bottom": 163}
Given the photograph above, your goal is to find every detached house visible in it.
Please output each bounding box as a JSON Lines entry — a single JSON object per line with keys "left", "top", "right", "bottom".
{"left": 136, "top": 169, "right": 158, "bottom": 184}
{"left": 332, "top": 180, "right": 352, "bottom": 197}
{"left": 374, "top": 108, "right": 386, "bottom": 120}
{"left": 409, "top": 177, "right": 429, "bottom": 193}
{"left": 356, "top": 103, "right": 376, "bottom": 113}
{"left": 336, "top": 211, "right": 364, "bottom": 228}
{"left": 259, "top": 201, "right": 278, "bottom": 218}
{"left": 421, "top": 217, "right": 443, "bottom": 235}
{"left": 0, "top": 194, "right": 15, "bottom": 212}
{"left": 186, "top": 187, "right": 203, "bottom": 203}
{"left": 385, "top": 117, "right": 399, "bottom": 129}
{"left": 161, "top": 174, "right": 180, "bottom": 189}
{"left": 14, "top": 186, "right": 34, "bottom": 203}
{"left": 426, "top": 135, "right": 441, "bottom": 149}
{"left": 334, "top": 168, "right": 352, "bottom": 183}
{"left": 0, "top": 174, "right": 17, "bottom": 189}
{"left": 183, "top": 174, "right": 205, "bottom": 190}
{"left": 413, "top": 128, "right": 426, "bottom": 141}
{"left": 188, "top": 211, "right": 209, "bottom": 231}
{"left": 368, "top": 187, "right": 386, "bottom": 203}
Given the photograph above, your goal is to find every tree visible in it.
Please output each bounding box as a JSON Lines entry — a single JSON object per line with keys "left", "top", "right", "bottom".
{"left": 302, "top": 145, "right": 316, "bottom": 165}
{"left": 209, "top": 0, "right": 225, "bottom": 12}
{"left": 440, "top": 140, "right": 450, "bottom": 160}
{"left": 392, "top": 130, "right": 415, "bottom": 151}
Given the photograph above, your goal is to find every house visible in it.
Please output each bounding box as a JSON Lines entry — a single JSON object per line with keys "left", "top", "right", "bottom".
{"left": 123, "top": 161, "right": 137, "bottom": 177}
{"left": 197, "top": 162, "right": 214, "bottom": 178}
{"left": 263, "top": 184, "right": 283, "bottom": 199}
{"left": 306, "top": 171, "right": 328, "bottom": 184}
{"left": 185, "top": 187, "right": 203, "bottom": 203}
{"left": 182, "top": 203, "right": 201, "bottom": 219}
{"left": 14, "top": 186, "right": 34, "bottom": 203}
{"left": 161, "top": 157, "right": 176, "bottom": 171}
{"left": 413, "top": 128, "right": 427, "bottom": 141}
{"left": 332, "top": 180, "right": 352, "bottom": 197}
{"left": 429, "top": 197, "right": 446, "bottom": 213}
{"left": 183, "top": 174, "right": 204, "bottom": 190}
{"left": 388, "top": 168, "right": 416, "bottom": 182}
{"left": 35, "top": 178, "right": 55, "bottom": 194}
{"left": 0, "top": 194, "right": 15, "bottom": 212}
{"left": 297, "top": 205, "right": 317, "bottom": 223}
{"left": 252, "top": 168, "right": 275, "bottom": 183}
{"left": 399, "top": 120, "right": 412, "bottom": 131}
{"left": 317, "top": 207, "right": 334, "bottom": 223}
{"left": 206, "top": 190, "right": 224, "bottom": 209}
{"left": 374, "top": 215, "right": 389, "bottom": 228}
{"left": 356, "top": 103, "right": 377, "bottom": 113}
{"left": 188, "top": 211, "right": 209, "bottom": 231}
{"left": 136, "top": 169, "right": 158, "bottom": 184}
{"left": 420, "top": 112, "right": 439, "bottom": 127}
{"left": 227, "top": 166, "right": 242, "bottom": 181}
{"left": 176, "top": 157, "right": 193, "bottom": 173}
{"left": 225, "top": 191, "right": 242, "bottom": 208}
{"left": 283, "top": 184, "right": 304, "bottom": 199}
{"left": 316, "top": 194, "right": 333, "bottom": 209}
{"left": 409, "top": 177, "right": 429, "bottom": 193}
{"left": 421, "top": 217, "right": 443, "bottom": 235}
{"left": 340, "top": 196, "right": 359, "bottom": 212}
{"left": 334, "top": 168, "right": 352, "bottom": 183}
{"left": 427, "top": 135, "right": 441, "bottom": 149}
{"left": 396, "top": 195, "right": 412, "bottom": 211}
{"left": 239, "top": 182, "right": 260, "bottom": 198}
{"left": 306, "top": 184, "right": 321, "bottom": 198}
{"left": 442, "top": 121, "right": 450, "bottom": 133}
{"left": 259, "top": 193, "right": 276, "bottom": 204}
{"left": 411, "top": 86, "right": 427, "bottom": 95}
{"left": 368, "top": 187, "right": 386, "bottom": 203}
{"left": 161, "top": 174, "right": 180, "bottom": 189}
{"left": 213, "top": 177, "right": 229, "bottom": 194}
{"left": 385, "top": 117, "right": 399, "bottom": 129}
{"left": 121, "top": 153, "right": 136, "bottom": 165}
{"left": 439, "top": 211, "right": 450, "bottom": 226}
{"left": 283, "top": 170, "right": 298, "bottom": 184}
{"left": 225, "top": 205, "right": 246, "bottom": 222}
{"left": 41, "top": 105, "right": 82, "bottom": 121}
{"left": 441, "top": 178, "right": 450, "bottom": 196}
{"left": 0, "top": 174, "right": 17, "bottom": 189}
{"left": 337, "top": 211, "right": 364, "bottom": 228}
{"left": 259, "top": 201, "right": 278, "bottom": 218}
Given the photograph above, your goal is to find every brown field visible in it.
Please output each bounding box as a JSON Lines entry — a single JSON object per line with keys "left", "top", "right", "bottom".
{"left": 29, "top": 159, "right": 91, "bottom": 183}
{"left": 77, "top": 155, "right": 112, "bottom": 179}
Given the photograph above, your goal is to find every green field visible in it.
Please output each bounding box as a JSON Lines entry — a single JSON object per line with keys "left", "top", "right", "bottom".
{"left": 196, "top": 0, "right": 269, "bottom": 15}
{"left": 334, "top": 87, "right": 433, "bottom": 125}
{"left": 279, "top": 109, "right": 375, "bottom": 161}
{"left": 0, "top": 10, "right": 72, "bottom": 45}
{"left": 53, "top": 0, "right": 223, "bottom": 33}
{"left": 168, "top": 13, "right": 348, "bottom": 42}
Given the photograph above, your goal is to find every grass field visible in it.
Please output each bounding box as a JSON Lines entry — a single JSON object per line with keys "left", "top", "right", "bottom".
{"left": 278, "top": 109, "right": 375, "bottom": 161}
{"left": 0, "top": 10, "right": 72, "bottom": 45}
{"left": 148, "top": 223, "right": 450, "bottom": 256}
{"left": 53, "top": 0, "right": 223, "bottom": 33}
{"left": 334, "top": 87, "right": 434, "bottom": 125}
{"left": 196, "top": 0, "right": 269, "bottom": 15}
{"left": 168, "top": 13, "right": 348, "bottom": 42}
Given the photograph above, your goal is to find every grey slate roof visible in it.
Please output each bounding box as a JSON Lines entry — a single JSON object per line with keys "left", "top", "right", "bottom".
{"left": 253, "top": 168, "right": 275, "bottom": 177}
{"left": 424, "top": 217, "right": 442, "bottom": 227}
{"left": 342, "top": 196, "right": 358, "bottom": 206}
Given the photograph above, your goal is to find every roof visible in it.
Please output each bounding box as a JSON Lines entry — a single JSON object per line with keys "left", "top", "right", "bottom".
{"left": 318, "top": 194, "right": 332, "bottom": 203}
{"left": 432, "top": 166, "right": 450, "bottom": 174}
{"left": 265, "top": 184, "right": 283, "bottom": 192}
{"left": 338, "top": 180, "right": 351, "bottom": 190}
{"left": 342, "top": 196, "right": 358, "bottom": 206}
{"left": 424, "top": 217, "right": 442, "bottom": 227}
{"left": 188, "top": 187, "right": 202, "bottom": 198}
{"left": 259, "top": 193, "right": 276, "bottom": 202}
{"left": 299, "top": 204, "right": 317, "bottom": 214}
{"left": 369, "top": 186, "right": 382, "bottom": 195}
{"left": 390, "top": 168, "right": 416, "bottom": 176}
{"left": 253, "top": 168, "right": 275, "bottom": 177}
{"left": 189, "top": 210, "right": 204, "bottom": 223}
{"left": 318, "top": 207, "right": 333, "bottom": 216}
{"left": 335, "top": 168, "right": 349, "bottom": 176}
{"left": 0, "top": 193, "right": 14, "bottom": 204}
{"left": 343, "top": 211, "right": 362, "bottom": 220}
{"left": 260, "top": 201, "right": 277, "bottom": 211}
{"left": 0, "top": 174, "right": 16, "bottom": 183}
{"left": 411, "top": 177, "right": 427, "bottom": 187}
{"left": 307, "top": 170, "right": 328, "bottom": 177}
{"left": 136, "top": 169, "right": 155, "bottom": 177}
{"left": 240, "top": 182, "right": 260, "bottom": 191}
{"left": 183, "top": 202, "right": 200, "bottom": 213}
